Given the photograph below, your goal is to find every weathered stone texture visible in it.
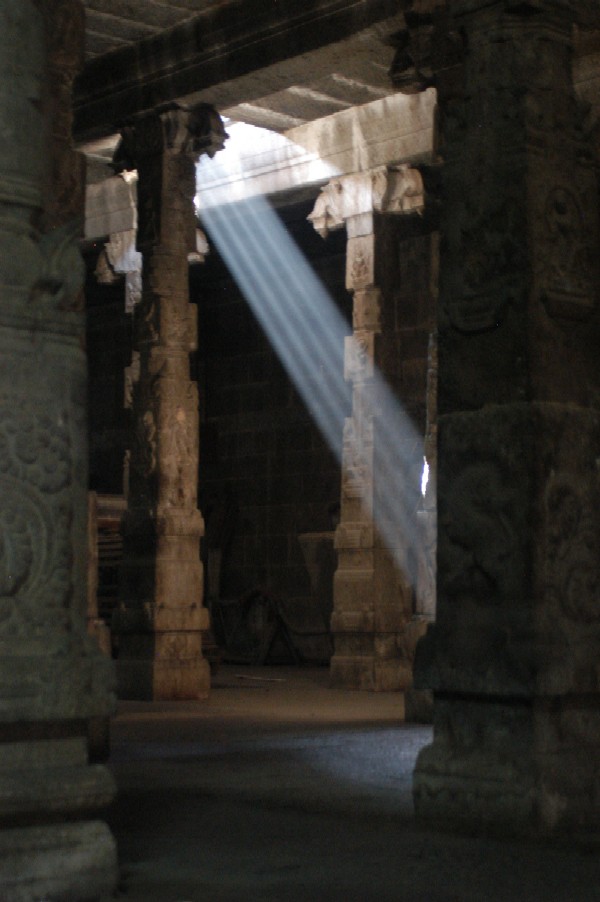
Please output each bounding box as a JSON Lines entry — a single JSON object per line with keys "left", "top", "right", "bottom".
{"left": 0, "top": 1, "right": 117, "bottom": 896}
{"left": 73, "top": 0, "right": 405, "bottom": 139}
{"left": 114, "top": 105, "right": 226, "bottom": 699}
{"left": 310, "top": 170, "right": 436, "bottom": 690}
{"left": 414, "top": 0, "right": 600, "bottom": 838}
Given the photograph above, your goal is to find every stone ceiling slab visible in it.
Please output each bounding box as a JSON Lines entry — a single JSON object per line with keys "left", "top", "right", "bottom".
{"left": 75, "top": 0, "right": 406, "bottom": 141}
{"left": 82, "top": 1, "right": 229, "bottom": 57}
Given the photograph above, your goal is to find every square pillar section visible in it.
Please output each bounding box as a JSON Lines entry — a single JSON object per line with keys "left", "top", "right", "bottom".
{"left": 413, "top": 0, "right": 600, "bottom": 838}
{"left": 0, "top": 1, "right": 117, "bottom": 897}
{"left": 114, "top": 105, "right": 226, "bottom": 700}
{"left": 310, "top": 168, "right": 433, "bottom": 690}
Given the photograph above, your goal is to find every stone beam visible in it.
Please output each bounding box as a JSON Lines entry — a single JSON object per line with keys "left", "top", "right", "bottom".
{"left": 74, "top": 0, "right": 404, "bottom": 141}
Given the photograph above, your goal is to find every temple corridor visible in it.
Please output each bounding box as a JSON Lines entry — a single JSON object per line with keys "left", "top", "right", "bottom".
{"left": 106, "top": 666, "right": 600, "bottom": 901}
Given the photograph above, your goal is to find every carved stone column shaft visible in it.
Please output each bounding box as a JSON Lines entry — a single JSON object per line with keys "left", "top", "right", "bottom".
{"left": 413, "top": 0, "right": 600, "bottom": 837}
{"left": 115, "top": 105, "right": 226, "bottom": 700}
{"left": 0, "top": 1, "right": 117, "bottom": 896}
{"left": 310, "top": 167, "right": 435, "bottom": 691}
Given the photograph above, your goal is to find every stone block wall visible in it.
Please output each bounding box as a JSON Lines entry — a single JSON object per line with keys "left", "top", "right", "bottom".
{"left": 193, "top": 199, "right": 350, "bottom": 658}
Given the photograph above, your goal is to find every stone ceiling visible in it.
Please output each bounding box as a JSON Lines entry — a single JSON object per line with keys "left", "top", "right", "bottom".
{"left": 76, "top": 0, "right": 407, "bottom": 148}
{"left": 82, "top": 1, "right": 220, "bottom": 59}
{"left": 76, "top": 1, "right": 600, "bottom": 180}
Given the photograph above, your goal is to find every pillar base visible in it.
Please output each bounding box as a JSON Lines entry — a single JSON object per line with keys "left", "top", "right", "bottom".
{"left": 414, "top": 696, "right": 600, "bottom": 840}
{"left": 330, "top": 653, "right": 412, "bottom": 691}
{"left": 330, "top": 616, "right": 428, "bottom": 691}
{"left": 0, "top": 821, "right": 117, "bottom": 901}
{"left": 414, "top": 697, "right": 537, "bottom": 835}
{"left": 117, "top": 654, "right": 210, "bottom": 700}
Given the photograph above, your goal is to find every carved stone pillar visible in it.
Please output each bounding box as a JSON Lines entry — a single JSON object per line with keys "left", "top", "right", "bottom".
{"left": 415, "top": 330, "right": 437, "bottom": 622}
{"left": 114, "top": 104, "right": 226, "bottom": 700}
{"left": 0, "top": 1, "right": 117, "bottom": 896}
{"left": 413, "top": 0, "right": 600, "bottom": 836}
{"left": 309, "top": 167, "right": 435, "bottom": 691}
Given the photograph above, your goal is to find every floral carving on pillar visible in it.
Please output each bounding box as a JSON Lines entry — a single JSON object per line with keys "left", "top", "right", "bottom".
{"left": 0, "top": 1, "right": 117, "bottom": 894}
{"left": 413, "top": 0, "right": 600, "bottom": 837}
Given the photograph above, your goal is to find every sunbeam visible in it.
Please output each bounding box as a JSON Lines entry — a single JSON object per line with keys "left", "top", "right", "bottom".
{"left": 196, "top": 144, "right": 425, "bottom": 585}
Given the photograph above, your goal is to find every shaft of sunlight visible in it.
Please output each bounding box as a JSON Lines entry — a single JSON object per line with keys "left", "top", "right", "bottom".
{"left": 196, "top": 143, "right": 424, "bottom": 582}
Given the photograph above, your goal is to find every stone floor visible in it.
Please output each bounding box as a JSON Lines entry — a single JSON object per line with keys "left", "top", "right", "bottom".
{"left": 104, "top": 665, "right": 600, "bottom": 901}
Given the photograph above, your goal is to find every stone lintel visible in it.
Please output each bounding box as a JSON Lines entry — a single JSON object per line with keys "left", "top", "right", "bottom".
{"left": 85, "top": 175, "right": 137, "bottom": 240}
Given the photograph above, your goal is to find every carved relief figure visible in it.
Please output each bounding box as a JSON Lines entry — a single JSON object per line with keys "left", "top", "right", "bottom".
{"left": 439, "top": 460, "right": 521, "bottom": 602}
{"left": 0, "top": 404, "right": 73, "bottom": 638}
{"left": 544, "top": 480, "right": 599, "bottom": 623}
{"left": 538, "top": 185, "right": 596, "bottom": 319}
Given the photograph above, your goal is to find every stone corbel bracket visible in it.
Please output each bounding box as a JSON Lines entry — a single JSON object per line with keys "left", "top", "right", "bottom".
{"left": 112, "top": 101, "right": 228, "bottom": 174}
{"left": 308, "top": 165, "right": 425, "bottom": 238}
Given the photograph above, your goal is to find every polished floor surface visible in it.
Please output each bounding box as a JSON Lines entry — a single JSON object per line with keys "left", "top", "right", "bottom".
{"left": 105, "top": 665, "right": 600, "bottom": 901}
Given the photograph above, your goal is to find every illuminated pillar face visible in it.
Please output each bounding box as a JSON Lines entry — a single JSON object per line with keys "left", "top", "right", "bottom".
{"left": 413, "top": 0, "right": 600, "bottom": 837}
{"left": 0, "top": 0, "right": 117, "bottom": 895}
{"left": 320, "top": 174, "right": 435, "bottom": 692}
{"left": 113, "top": 105, "right": 226, "bottom": 701}
{"left": 197, "top": 156, "right": 435, "bottom": 693}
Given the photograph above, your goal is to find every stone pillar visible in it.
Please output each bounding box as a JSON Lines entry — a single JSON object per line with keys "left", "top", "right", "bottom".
{"left": 309, "top": 167, "right": 434, "bottom": 691}
{"left": 114, "top": 104, "right": 226, "bottom": 700}
{"left": 413, "top": 0, "right": 600, "bottom": 837}
{"left": 0, "top": 1, "right": 117, "bottom": 897}
{"left": 415, "top": 330, "right": 437, "bottom": 621}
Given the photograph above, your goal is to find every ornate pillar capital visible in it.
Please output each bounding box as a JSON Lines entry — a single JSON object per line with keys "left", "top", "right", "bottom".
{"left": 114, "top": 102, "right": 227, "bottom": 170}
{"left": 308, "top": 166, "right": 425, "bottom": 238}
{"left": 113, "top": 103, "right": 226, "bottom": 258}
{"left": 114, "top": 103, "right": 224, "bottom": 700}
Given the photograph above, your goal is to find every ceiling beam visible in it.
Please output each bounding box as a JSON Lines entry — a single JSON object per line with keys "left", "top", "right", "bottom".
{"left": 74, "top": 0, "right": 405, "bottom": 141}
